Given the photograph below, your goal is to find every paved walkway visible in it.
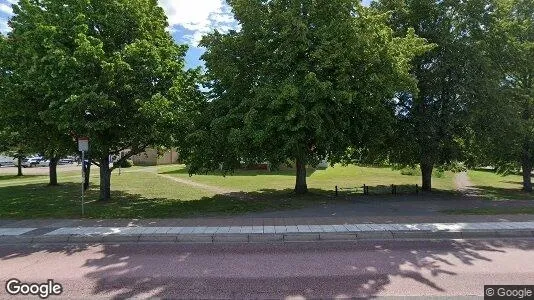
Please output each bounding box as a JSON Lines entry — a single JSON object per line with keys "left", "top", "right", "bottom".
{"left": 1, "top": 219, "right": 533, "bottom": 244}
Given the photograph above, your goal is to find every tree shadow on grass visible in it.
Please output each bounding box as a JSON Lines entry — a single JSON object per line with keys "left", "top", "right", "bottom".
{"left": 334, "top": 184, "right": 462, "bottom": 200}
{"left": 0, "top": 174, "right": 47, "bottom": 181}
{"left": 0, "top": 181, "right": 490, "bottom": 220}
{"left": 0, "top": 183, "right": 334, "bottom": 219}
{"left": 2, "top": 239, "right": 533, "bottom": 298}
{"left": 472, "top": 185, "right": 534, "bottom": 201}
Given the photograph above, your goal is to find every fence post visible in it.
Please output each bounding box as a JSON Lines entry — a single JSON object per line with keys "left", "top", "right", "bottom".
{"left": 335, "top": 185, "right": 338, "bottom": 197}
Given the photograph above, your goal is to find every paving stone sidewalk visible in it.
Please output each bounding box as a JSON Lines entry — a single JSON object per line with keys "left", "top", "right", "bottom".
{"left": 1, "top": 220, "right": 533, "bottom": 244}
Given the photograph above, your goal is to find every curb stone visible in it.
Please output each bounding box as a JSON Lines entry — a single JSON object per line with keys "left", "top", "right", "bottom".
{"left": 284, "top": 233, "right": 320, "bottom": 241}
{"left": 102, "top": 235, "right": 141, "bottom": 242}
{"left": 319, "top": 233, "right": 358, "bottom": 241}
{"left": 213, "top": 234, "right": 249, "bottom": 243}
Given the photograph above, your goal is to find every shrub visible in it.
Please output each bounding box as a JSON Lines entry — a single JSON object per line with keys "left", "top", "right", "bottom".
{"left": 119, "top": 159, "right": 134, "bottom": 168}
{"left": 433, "top": 168, "right": 445, "bottom": 178}
{"left": 400, "top": 167, "right": 421, "bottom": 176}
{"left": 446, "top": 161, "right": 468, "bottom": 173}
{"left": 400, "top": 165, "right": 445, "bottom": 177}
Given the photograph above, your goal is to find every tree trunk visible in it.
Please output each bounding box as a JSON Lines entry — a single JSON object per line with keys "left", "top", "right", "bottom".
{"left": 99, "top": 155, "right": 111, "bottom": 201}
{"left": 295, "top": 158, "right": 308, "bottom": 194}
{"left": 522, "top": 152, "right": 533, "bottom": 193}
{"left": 17, "top": 157, "right": 23, "bottom": 177}
{"left": 421, "top": 162, "right": 433, "bottom": 192}
{"left": 49, "top": 157, "right": 59, "bottom": 186}
{"left": 84, "top": 159, "right": 91, "bottom": 191}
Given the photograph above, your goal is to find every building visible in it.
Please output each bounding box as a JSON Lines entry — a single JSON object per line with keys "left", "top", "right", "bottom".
{"left": 131, "top": 148, "right": 179, "bottom": 166}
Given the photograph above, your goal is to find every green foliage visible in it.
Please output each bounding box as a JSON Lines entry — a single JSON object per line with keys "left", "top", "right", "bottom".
{"left": 373, "top": 0, "right": 495, "bottom": 190}
{"left": 399, "top": 167, "right": 420, "bottom": 176}
{"left": 444, "top": 161, "right": 468, "bottom": 173}
{"left": 399, "top": 165, "right": 445, "bottom": 177}
{"left": 119, "top": 159, "right": 134, "bottom": 168}
{"left": 6, "top": 0, "right": 197, "bottom": 199}
{"left": 182, "top": 0, "right": 430, "bottom": 193}
{"left": 469, "top": 0, "right": 533, "bottom": 192}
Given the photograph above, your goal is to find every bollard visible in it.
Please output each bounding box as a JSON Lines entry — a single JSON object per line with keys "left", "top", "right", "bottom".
{"left": 415, "top": 184, "right": 419, "bottom": 194}
{"left": 335, "top": 185, "right": 338, "bottom": 197}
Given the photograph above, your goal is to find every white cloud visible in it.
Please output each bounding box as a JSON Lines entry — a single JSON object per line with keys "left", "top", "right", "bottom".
{"left": 0, "top": 1, "right": 238, "bottom": 43}
{"left": 158, "top": 0, "right": 236, "bottom": 46}
{"left": 0, "top": 18, "right": 8, "bottom": 34}
{"left": 0, "top": 3, "right": 12, "bottom": 15}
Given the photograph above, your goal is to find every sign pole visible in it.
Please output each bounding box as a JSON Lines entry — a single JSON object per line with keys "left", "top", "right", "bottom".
{"left": 81, "top": 150, "right": 85, "bottom": 216}
{"left": 77, "top": 137, "right": 89, "bottom": 217}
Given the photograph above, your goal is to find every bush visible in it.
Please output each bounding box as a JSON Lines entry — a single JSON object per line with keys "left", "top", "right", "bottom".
{"left": 433, "top": 168, "right": 445, "bottom": 178}
{"left": 119, "top": 159, "right": 134, "bottom": 168}
{"left": 399, "top": 165, "right": 445, "bottom": 177}
{"left": 400, "top": 167, "right": 421, "bottom": 176}
{"left": 446, "top": 161, "right": 468, "bottom": 173}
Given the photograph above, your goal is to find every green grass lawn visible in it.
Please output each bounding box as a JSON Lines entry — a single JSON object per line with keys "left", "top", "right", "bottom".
{"left": 468, "top": 169, "right": 534, "bottom": 201}
{"left": 159, "top": 164, "right": 457, "bottom": 195}
{"left": 440, "top": 169, "right": 534, "bottom": 215}
{"left": 0, "top": 167, "right": 319, "bottom": 219}
{"left": 0, "top": 164, "right": 458, "bottom": 219}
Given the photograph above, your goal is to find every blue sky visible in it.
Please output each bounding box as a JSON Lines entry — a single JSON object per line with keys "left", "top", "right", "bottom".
{"left": 0, "top": 0, "right": 371, "bottom": 69}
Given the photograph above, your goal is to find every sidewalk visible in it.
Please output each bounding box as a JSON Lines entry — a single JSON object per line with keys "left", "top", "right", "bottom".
{"left": 1, "top": 215, "right": 533, "bottom": 244}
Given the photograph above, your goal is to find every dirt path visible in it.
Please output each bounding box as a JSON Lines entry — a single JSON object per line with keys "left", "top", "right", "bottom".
{"left": 156, "top": 173, "right": 242, "bottom": 196}
{"left": 454, "top": 172, "right": 480, "bottom": 196}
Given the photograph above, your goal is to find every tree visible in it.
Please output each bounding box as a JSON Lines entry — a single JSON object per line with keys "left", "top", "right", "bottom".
{"left": 8, "top": 0, "right": 193, "bottom": 200}
{"left": 0, "top": 33, "right": 27, "bottom": 177}
{"left": 471, "top": 0, "right": 534, "bottom": 192}
{"left": 182, "top": 0, "right": 430, "bottom": 194}
{"left": 1, "top": 7, "right": 76, "bottom": 185}
{"left": 374, "top": 0, "right": 495, "bottom": 191}
{"left": 0, "top": 130, "right": 28, "bottom": 177}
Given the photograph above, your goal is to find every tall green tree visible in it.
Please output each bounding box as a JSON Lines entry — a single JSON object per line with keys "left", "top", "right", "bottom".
{"left": 374, "top": 0, "right": 495, "bottom": 191}
{"left": 0, "top": 33, "right": 28, "bottom": 177}
{"left": 182, "top": 0, "right": 430, "bottom": 194}
{"left": 1, "top": 4, "right": 78, "bottom": 185}
{"left": 472, "top": 0, "right": 533, "bottom": 192}
{"left": 8, "top": 0, "right": 193, "bottom": 200}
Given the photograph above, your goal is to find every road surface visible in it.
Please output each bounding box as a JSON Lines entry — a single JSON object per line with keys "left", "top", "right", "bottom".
{"left": 1, "top": 239, "right": 533, "bottom": 299}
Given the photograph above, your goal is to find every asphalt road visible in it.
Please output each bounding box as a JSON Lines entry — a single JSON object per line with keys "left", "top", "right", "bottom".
{"left": 1, "top": 239, "right": 533, "bottom": 299}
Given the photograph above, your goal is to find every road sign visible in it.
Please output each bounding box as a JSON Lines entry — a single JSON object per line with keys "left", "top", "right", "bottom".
{"left": 78, "top": 137, "right": 89, "bottom": 152}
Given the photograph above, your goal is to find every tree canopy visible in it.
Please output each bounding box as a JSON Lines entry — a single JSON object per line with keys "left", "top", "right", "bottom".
{"left": 373, "top": 0, "right": 496, "bottom": 191}
{"left": 181, "top": 0, "right": 430, "bottom": 194}
{"left": 6, "top": 0, "right": 194, "bottom": 199}
{"left": 470, "top": 0, "right": 534, "bottom": 192}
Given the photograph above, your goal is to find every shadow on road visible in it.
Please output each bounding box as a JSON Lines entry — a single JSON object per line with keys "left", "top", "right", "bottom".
{"left": 1, "top": 239, "right": 532, "bottom": 298}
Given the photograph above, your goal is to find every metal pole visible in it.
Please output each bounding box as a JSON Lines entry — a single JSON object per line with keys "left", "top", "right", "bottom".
{"left": 81, "top": 151, "right": 85, "bottom": 216}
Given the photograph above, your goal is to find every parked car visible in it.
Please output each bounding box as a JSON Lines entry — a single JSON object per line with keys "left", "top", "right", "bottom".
{"left": 0, "top": 155, "right": 17, "bottom": 167}
{"left": 21, "top": 157, "right": 43, "bottom": 168}
{"left": 0, "top": 160, "right": 16, "bottom": 167}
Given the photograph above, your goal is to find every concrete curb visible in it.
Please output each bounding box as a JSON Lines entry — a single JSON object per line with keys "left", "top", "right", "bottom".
{"left": 2, "top": 229, "right": 533, "bottom": 245}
